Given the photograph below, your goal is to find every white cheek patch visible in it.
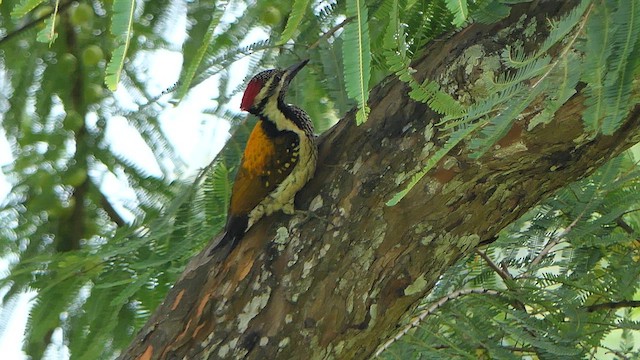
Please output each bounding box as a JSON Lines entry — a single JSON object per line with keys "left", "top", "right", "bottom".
{"left": 262, "top": 82, "right": 307, "bottom": 136}
{"left": 254, "top": 78, "right": 277, "bottom": 108}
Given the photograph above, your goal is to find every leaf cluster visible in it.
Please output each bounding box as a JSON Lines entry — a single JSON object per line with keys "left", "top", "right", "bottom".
{"left": 380, "top": 152, "right": 640, "bottom": 359}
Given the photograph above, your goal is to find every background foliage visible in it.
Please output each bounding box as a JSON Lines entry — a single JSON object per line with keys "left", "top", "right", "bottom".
{"left": 0, "top": 0, "right": 639, "bottom": 358}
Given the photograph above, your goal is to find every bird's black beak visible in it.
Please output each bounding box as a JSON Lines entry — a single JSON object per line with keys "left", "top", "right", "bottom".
{"left": 284, "top": 59, "right": 309, "bottom": 83}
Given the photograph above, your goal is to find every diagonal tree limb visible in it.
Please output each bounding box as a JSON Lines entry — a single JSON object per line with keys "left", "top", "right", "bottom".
{"left": 122, "top": 1, "right": 640, "bottom": 359}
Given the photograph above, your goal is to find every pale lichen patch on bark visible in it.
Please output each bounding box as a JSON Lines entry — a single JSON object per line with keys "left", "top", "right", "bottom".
{"left": 370, "top": 303, "right": 378, "bottom": 321}
{"left": 454, "top": 234, "right": 480, "bottom": 253}
{"left": 399, "top": 134, "right": 417, "bottom": 151}
{"left": 523, "top": 15, "right": 538, "bottom": 38}
{"left": 431, "top": 233, "right": 455, "bottom": 260}
{"left": 423, "top": 178, "right": 443, "bottom": 195}
{"left": 237, "top": 289, "right": 272, "bottom": 333}
{"left": 442, "top": 179, "right": 464, "bottom": 195}
{"left": 302, "top": 258, "right": 316, "bottom": 278}
{"left": 289, "top": 267, "right": 314, "bottom": 303}
{"left": 309, "top": 195, "right": 323, "bottom": 212}
{"left": 330, "top": 187, "right": 340, "bottom": 200}
{"left": 218, "top": 343, "right": 230, "bottom": 358}
{"left": 252, "top": 266, "right": 271, "bottom": 290}
{"left": 461, "top": 45, "right": 484, "bottom": 75}
{"left": 346, "top": 290, "right": 355, "bottom": 313}
{"left": 394, "top": 171, "right": 408, "bottom": 185}
{"left": 442, "top": 156, "right": 458, "bottom": 170}
{"left": 217, "top": 337, "right": 239, "bottom": 358}
{"left": 424, "top": 123, "right": 434, "bottom": 142}
{"left": 273, "top": 227, "right": 289, "bottom": 247}
{"left": 278, "top": 337, "right": 290, "bottom": 348}
{"left": 439, "top": 41, "right": 503, "bottom": 105}
{"left": 494, "top": 141, "right": 529, "bottom": 158}
{"left": 420, "top": 232, "right": 436, "bottom": 246}
{"left": 404, "top": 275, "right": 428, "bottom": 296}
{"left": 259, "top": 336, "right": 269, "bottom": 346}
{"left": 318, "top": 243, "right": 331, "bottom": 258}
{"left": 350, "top": 156, "right": 363, "bottom": 175}
{"left": 420, "top": 140, "right": 435, "bottom": 159}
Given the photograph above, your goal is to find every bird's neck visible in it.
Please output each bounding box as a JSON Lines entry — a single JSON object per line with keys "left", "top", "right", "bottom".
{"left": 259, "top": 97, "right": 306, "bottom": 136}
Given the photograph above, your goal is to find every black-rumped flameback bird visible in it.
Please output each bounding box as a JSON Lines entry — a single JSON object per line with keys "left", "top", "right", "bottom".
{"left": 210, "top": 59, "right": 317, "bottom": 255}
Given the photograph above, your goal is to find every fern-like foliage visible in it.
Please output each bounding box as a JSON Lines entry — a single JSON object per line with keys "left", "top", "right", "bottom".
{"left": 174, "top": 0, "right": 229, "bottom": 100}
{"left": 387, "top": 0, "right": 599, "bottom": 205}
{"left": 445, "top": 0, "right": 468, "bottom": 26}
{"left": 105, "top": 0, "right": 136, "bottom": 90}
{"left": 381, "top": 153, "right": 640, "bottom": 359}
{"left": 278, "top": 0, "right": 310, "bottom": 45}
{"left": 582, "top": 0, "right": 640, "bottom": 135}
{"left": 343, "top": 0, "right": 372, "bottom": 124}
{"left": 10, "top": 0, "right": 43, "bottom": 18}
{"left": 597, "top": 1, "right": 640, "bottom": 134}
{"left": 35, "top": 0, "right": 59, "bottom": 45}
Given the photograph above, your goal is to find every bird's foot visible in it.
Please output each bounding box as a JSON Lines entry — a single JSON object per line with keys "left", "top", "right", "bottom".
{"left": 291, "top": 209, "right": 330, "bottom": 230}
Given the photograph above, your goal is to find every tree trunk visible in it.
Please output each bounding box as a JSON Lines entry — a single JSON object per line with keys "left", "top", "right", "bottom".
{"left": 122, "top": 2, "right": 640, "bottom": 359}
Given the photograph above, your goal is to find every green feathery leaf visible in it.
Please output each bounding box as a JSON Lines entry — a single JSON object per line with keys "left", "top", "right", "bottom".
{"left": 10, "top": 0, "right": 43, "bottom": 19}
{"left": 583, "top": 3, "right": 613, "bottom": 133}
{"left": 343, "top": 0, "right": 371, "bottom": 124}
{"left": 535, "top": 0, "right": 590, "bottom": 61}
{"left": 472, "top": 1, "right": 511, "bottom": 24}
{"left": 445, "top": 0, "right": 468, "bottom": 26}
{"left": 278, "top": 0, "right": 310, "bottom": 45}
{"left": 383, "top": 3, "right": 464, "bottom": 117}
{"left": 529, "top": 53, "right": 582, "bottom": 129}
{"left": 35, "top": 0, "right": 59, "bottom": 46}
{"left": 386, "top": 121, "right": 483, "bottom": 206}
{"left": 469, "top": 83, "right": 546, "bottom": 158}
{"left": 105, "top": 0, "right": 136, "bottom": 90}
{"left": 175, "top": 0, "right": 229, "bottom": 99}
{"left": 600, "top": 0, "right": 640, "bottom": 135}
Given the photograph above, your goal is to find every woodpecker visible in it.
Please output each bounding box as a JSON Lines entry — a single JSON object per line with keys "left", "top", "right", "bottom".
{"left": 210, "top": 59, "right": 317, "bottom": 255}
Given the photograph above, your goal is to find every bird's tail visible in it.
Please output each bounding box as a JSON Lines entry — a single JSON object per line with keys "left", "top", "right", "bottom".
{"left": 207, "top": 215, "right": 248, "bottom": 257}
{"left": 207, "top": 231, "right": 237, "bottom": 258}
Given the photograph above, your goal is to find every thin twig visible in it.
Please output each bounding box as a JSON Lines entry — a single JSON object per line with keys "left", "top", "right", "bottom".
{"left": 615, "top": 217, "right": 635, "bottom": 234}
{"left": 476, "top": 249, "right": 513, "bottom": 282}
{"left": 531, "top": 3, "right": 594, "bottom": 89}
{"left": 99, "top": 190, "right": 127, "bottom": 227}
{"left": 585, "top": 300, "right": 640, "bottom": 313}
{"left": 529, "top": 207, "right": 588, "bottom": 268}
{"left": 308, "top": 17, "right": 354, "bottom": 50}
{"left": 374, "top": 288, "right": 499, "bottom": 357}
{"left": 475, "top": 249, "right": 531, "bottom": 313}
{"left": 600, "top": 346, "right": 631, "bottom": 360}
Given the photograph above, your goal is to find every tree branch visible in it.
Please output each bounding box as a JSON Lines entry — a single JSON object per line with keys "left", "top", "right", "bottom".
{"left": 585, "top": 300, "right": 640, "bottom": 313}
{"left": 374, "top": 288, "right": 499, "bottom": 356}
{"left": 121, "top": 2, "right": 640, "bottom": 359}
{"left": 308, "top": 17, "right": 354, "bottom": 50}
{"left": 99, "top": 189, "right": 127, "bottom": 227}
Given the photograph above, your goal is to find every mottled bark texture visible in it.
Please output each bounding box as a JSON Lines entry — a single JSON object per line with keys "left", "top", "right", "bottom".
{"left": 123, "top": 2, "right": 640, "bottom": 359}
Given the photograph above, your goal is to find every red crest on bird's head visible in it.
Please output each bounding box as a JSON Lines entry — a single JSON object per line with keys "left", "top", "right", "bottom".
{"left": 240, "top": 79, "right": 262, "bottom": 111}
{"left": 241, "top": 70, "right": 275, "bottom": 112}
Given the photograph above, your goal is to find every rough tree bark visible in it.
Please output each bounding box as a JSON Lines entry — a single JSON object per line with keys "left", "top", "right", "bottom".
{"left": 123, "top": 2, "right": 640, "bottom": 359}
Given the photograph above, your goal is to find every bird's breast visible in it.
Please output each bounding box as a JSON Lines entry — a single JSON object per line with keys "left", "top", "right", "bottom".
{"left": 243, "top": 120, "right": 277, "bottom": 176}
